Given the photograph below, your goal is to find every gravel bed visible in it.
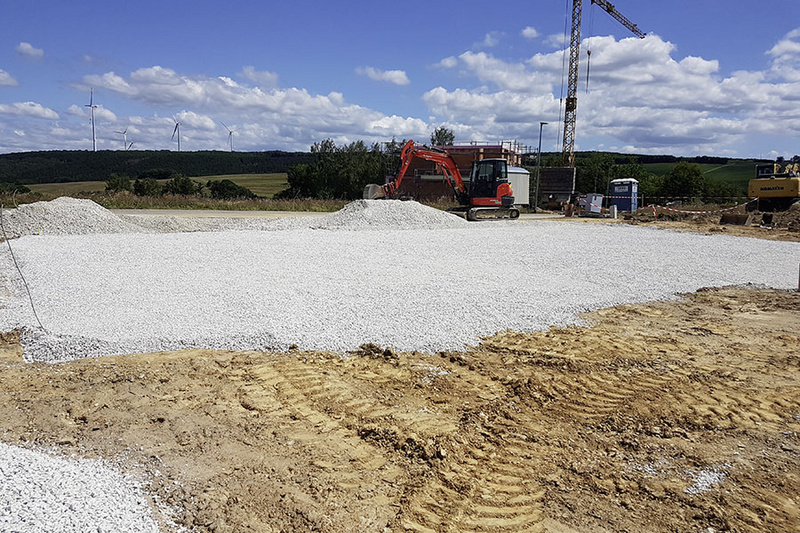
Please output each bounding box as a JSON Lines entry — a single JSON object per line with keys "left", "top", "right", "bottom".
{"left": 0, "top": 199, "right": 797, "bottom": 362}
{"left": 0, "top": 442, "right": 161, "bottom": 532}
{"left": 0, "top": 198, "right": 798, "bottom": 531}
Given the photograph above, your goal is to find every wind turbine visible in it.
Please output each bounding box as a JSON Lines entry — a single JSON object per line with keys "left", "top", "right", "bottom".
{"left": 85, "top": 88, "right": 98, "bottom": 152}
{"left": 171, "top": 119, "right": 182, "bottom": 151}
{"left": 221, "top": 122, "right": 235, "bottom": 152}
{"left": 115, "top": 127, "right": 128, "bottom": 150}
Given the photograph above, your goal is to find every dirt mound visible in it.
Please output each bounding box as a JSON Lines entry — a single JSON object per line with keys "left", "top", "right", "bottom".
{"left": 0, "top": 197, "right": 147, "bottom": 238}
{"left": 775, "top": 201, "right": 800, "bottom": 231}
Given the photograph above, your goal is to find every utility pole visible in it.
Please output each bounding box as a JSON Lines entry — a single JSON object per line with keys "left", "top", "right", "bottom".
{"left": 535, "top": 121, "right": 548, "bottom": 212}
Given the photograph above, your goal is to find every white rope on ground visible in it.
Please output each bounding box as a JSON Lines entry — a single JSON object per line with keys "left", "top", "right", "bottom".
{"left": 0, "top": 204, "right": 46, "bottom": 332}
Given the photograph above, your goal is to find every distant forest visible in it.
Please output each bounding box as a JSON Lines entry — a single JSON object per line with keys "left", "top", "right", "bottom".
{"left": 0, "top": 150, "right": 314, "bottom": 184}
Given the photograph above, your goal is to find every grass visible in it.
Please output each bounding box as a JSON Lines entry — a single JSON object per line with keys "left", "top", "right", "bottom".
{"left": 643, "top": 160, "right": 757, "bottom": 191}
{"left": 1, "top": 191, "right": 347, "bottom": 213}
{"left": 201, "top": 173, "right": 288, "bottom": 197}
{"left": 28, "top": 173, "right": 290, "bottom": 198}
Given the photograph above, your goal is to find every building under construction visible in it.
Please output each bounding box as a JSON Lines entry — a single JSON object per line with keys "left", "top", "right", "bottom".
{"left": 391, "top": 141, "right": 533, "bottom": 205}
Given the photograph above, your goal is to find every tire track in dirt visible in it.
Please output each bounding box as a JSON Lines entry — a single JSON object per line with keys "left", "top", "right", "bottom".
{"left": 240, "top": 354, "right": 549, "bottom": 532}
{"left": 400, "top": 432, "right": 545, "bottom": 533}
{"left": 645, "top": 382, "right": 800, "bottom": 432}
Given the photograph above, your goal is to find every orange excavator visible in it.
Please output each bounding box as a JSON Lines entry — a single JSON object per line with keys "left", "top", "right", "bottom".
{"left": 363, "top": 140, "right": 520, "bottom": 221}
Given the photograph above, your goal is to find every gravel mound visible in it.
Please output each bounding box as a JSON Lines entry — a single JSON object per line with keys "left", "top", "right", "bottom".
{"left": 0, "top": 442, "right": 161, "bottom": 533}
{"left": 1, "top": 221, "right": 797, "bottom": 362}
{"left": 1, "top": 198, "right": 465, "bottom": 237}
{"left": 310, "top": 200, "right": 468, "bottom": 230}
{"left": 123, "top": 200, "right": 465, "bottom": 232}
{"left": 0, "top": 197, "right": 148, "bottom": 238}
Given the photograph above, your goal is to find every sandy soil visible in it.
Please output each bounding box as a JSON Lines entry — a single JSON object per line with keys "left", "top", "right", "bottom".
{"left": 1, "top": 283, "right": 798, "bottom": 532}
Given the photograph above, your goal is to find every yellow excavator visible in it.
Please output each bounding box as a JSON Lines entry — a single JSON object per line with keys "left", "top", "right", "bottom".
{"left": 747, "top": 163, "right": 800, "bottom": 212}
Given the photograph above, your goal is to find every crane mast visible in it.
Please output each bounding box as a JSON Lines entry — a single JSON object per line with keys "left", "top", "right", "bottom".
{"left": 561, "top": 0, "right": 645, "bottom": 167}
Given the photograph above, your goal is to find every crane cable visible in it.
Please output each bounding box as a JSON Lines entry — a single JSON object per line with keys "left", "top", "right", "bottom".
{"left": 586, "top": 1, "right": 595, "bottom": 93}
{"left": 557, "top": 0, "right": 571, "bottom": 154}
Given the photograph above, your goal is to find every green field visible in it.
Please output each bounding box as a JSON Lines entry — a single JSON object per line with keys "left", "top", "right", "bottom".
{"left": 643, "top": 160, "right": 757, "bottom": 192}
{"left": 202, "top": 173, "right": 288, "bottom": 197}
{"left": 28, "top": 173, "right": 289, "bottom": 198}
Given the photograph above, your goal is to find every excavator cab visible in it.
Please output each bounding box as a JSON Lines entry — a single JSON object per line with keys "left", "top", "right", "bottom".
{"left": 469, "top": 159, "right": 515, "bottom": 208}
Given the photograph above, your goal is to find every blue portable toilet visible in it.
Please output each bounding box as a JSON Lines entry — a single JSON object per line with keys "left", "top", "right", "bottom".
{"left": 608, "top": 178, "right": 638, "bottom": 211}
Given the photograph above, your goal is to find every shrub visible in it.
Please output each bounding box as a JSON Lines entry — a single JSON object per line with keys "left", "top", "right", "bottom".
{"left": 207, "top": 179, "right": 257, "bottom": 200}
{"left": 163, "top": 175, "right": 203, "bottom": 196}
{"left": 105, "top": 173, "right": 132, "bottom": 193}
{"left": 133, "top": 177, "right": 163, "bottom": 197}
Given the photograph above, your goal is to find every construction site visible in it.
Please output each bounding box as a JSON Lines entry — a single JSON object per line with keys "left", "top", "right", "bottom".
{"left": 1, "top": 1, "right": 800, "bottom": 532}
{"left": 0, "top": 194, "right": 799, "bottom": 533}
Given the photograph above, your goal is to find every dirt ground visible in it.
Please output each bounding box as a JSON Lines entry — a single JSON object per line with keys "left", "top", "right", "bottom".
{"left": 1, "top": 214, "right": 799, "bottom": 532}
{"left": 617, "top": 204, "right": 800, "bottom": 242}
{"left": 1, "top": 280, "right": 799, "bottom": 532}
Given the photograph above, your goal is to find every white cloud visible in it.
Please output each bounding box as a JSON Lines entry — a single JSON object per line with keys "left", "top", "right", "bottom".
{"left": 239, "top": 66, "right": 279, "bottom": 88}
{"left": 67, "top": 103, "right": 117, "bottom": 122}
{"left": 78, "top": 66, "right": 429, "bottom": 151}
{"left": 421, "top": 32, "right": 800, "bottom": 156}
{"left": 544, "top": 33, "right": 568, "bottom": 48}
{"left": 0, "top": 102, "right": 58, "bottom": 119}
{"left": 767, "top": 28, "right": 800, "bottom": 82}
{"left": 356, "top": 66, "right": 410, "bottom": 85}
{"left": 174, "top": 110, "right": 216, "bottom": 130}
{"left": 435, "top": 56, "right": 459, "bottom": 69}
{"left": 522, "top": 27, "right": 539, "bottom": 39}
{"left": 477, "top": 32, "right": 503, "bottom": 48}
{"left": 455, "top": 51, "right": 551, "bottom": 92}
{"left": 0, "top": 69, "right": 18, "bottom": 86}
{"left": 15, "top": 42, "right": 44, "bottom": 59}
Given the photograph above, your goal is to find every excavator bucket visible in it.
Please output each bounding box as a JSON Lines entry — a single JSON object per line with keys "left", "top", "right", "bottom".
{"left": 363, "top": 183, "right": 385, "bottom": 200}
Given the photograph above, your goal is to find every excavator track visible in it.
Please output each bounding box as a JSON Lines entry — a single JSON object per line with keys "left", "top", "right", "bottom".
{"left": 449, "top": 206, "right": 520, "bottom": 221}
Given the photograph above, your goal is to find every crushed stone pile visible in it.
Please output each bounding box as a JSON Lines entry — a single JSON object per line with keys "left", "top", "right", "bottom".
{"left": 0, "top": 442, "right": 162, "bottom": 533}
{"left": 309, "top": 200, "right": 468, "bottom": 230}
{"left": 124, "top": 199, "right": 466, "bottom": 232}
{"left": 0, "top": 197, "right": 148, "bottom": 238}
{"left": 2, "top": 198, "right": 465, "bottom": 238}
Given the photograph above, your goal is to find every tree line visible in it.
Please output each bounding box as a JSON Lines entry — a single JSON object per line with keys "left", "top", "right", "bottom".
{"left": 0, "top": 150, "right": 313, "bottom": 185}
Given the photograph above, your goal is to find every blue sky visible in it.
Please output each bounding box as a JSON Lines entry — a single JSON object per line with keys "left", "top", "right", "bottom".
{"left": 1, "top": 0, "right": 799, "bottom": 159}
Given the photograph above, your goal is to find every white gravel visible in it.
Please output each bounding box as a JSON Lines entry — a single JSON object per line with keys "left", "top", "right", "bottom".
{"left": 1, "top": 198, "right": 798, "bottom": 362}
{"left": 0, "top": 197, "right": 798, "bottom": 531}
{"left": 0, "top": 442, "right": 161, "bottom": 532}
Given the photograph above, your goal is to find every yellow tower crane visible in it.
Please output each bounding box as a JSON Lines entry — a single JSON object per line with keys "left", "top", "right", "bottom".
{"left": 562, "top": 0, "right": 645, "bottom": 167}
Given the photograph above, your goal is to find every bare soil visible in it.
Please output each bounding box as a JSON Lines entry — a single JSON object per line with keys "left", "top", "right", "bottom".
{"left": 617, "top": 204, "right": 800, "bottom": 242}
{"left": 1, "top": 284, "right": 799, "bottom": 532}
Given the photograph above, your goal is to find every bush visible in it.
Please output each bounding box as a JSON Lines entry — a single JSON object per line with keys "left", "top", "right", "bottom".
{"left": 133, "top": 177, "right": 163, "bottom": 197}
{"left": 163, "top": 175, "right": 203, "bottom": 196}
{"left": 277, "top": 140, "right": 385, "bottom": 200}
{"left": 0, "top": 182, "right": 31, "bottom": 194}
{"left": 105, "top": 173, "right": 132, "bottom": 193}
{"left": 207, "top": 179, "right": 257, "bottom": 200}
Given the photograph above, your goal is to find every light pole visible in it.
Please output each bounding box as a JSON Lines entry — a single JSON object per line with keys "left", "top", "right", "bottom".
{"left": 534, "top": 121, "right": 548, "bottom": 212}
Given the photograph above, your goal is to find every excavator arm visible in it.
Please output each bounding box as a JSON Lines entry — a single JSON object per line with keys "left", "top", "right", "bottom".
{"left": 365, "top": 140, "right": 468, "bottom": 201}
